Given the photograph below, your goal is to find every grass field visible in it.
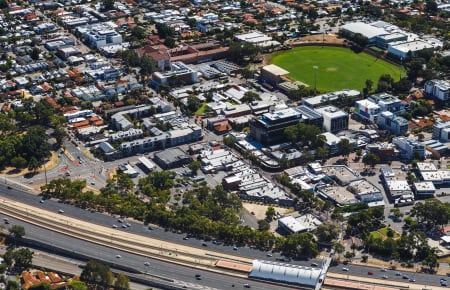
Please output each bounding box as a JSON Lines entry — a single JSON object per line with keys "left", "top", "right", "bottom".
{"left": 270, "top": 46, "right": 401, "bottom": 92}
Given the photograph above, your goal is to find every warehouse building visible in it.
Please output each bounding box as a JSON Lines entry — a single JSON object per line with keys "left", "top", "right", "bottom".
{"left": 153, "top": 148, "right": 192, "bottom": 169}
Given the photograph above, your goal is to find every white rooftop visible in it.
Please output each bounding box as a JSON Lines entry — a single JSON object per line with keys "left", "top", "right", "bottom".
{"left": 341, "top": 22, "right": 387, "bottom": 39}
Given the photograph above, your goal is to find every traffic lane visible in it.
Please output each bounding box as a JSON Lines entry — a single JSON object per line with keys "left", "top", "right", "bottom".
{"left": 1, "top": 216, "right": 297, "bottom": 290}
{"left": 329, "top": 264, "right": 446, "bottom": 286}
{"left": 0, "top": 186, "right": 323, "bottom": 267}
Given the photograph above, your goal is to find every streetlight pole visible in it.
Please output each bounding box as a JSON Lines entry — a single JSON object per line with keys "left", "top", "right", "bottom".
{"left": 313, "top": 66, "right": 319, "bottom": 94}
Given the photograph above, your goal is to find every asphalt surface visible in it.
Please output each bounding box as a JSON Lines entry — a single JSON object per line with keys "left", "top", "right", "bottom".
{"left": 1, "top": 214, "right": 299, "bottom": 289}
{"left": 0, "top": 184, "right": 322, "bottom": 266}
{"left": 1, "top": 184, "right": 447, "bottom": 287}
{"left": 329, "top": 263, "right": 447, "bottom": 287}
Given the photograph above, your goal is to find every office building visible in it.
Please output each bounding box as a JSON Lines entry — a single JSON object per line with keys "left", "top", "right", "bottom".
{"left": 315, "top": 105, "right": 348, "bottom": 133}
{"left": 249, "top": 108, "right": 302, "bottom": 145}
{"left": 392, "top": 137, "right": 425, "bottom": 159}
{"left": 377, "top": 111, "right": 408, "bottom": 135}
{"left": 424, "top": 80, "right": 450, "bottom": 101}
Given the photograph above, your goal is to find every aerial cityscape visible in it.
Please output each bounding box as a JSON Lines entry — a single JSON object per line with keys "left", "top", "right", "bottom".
{"left": 0, "top": 0, "right": 449, "bottom": 289}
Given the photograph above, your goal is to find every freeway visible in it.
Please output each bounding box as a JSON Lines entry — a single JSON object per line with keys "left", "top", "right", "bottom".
{"left": 0, "top": 184, "right": 322, "bottom": 267}
{"left": 328, "top": 263, "right": 448, "bottom": 287}
{"left": 1, "top": 215, "right": 297, "bottom": 290}
{"left": 1, "top": 184, "right": 447, "bottom": 288}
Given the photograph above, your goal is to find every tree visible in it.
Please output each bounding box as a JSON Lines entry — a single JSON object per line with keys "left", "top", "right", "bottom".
{"left": 241, "top": 67, "right": 254, "bottom": 81}
{"left": 81, "top": 260, "right": 115, "bottom": 289}
{"left": 140, "top": 55, "right": 156, "bottom": 76}
{"left": 377, "top": 74, "right": 394, "bottom": 92}
{"left": 114, "top": 273, "right": 130, "bottom": 290}
{"left": 67, "top": 281, "right": 88, "bottom": 290}
{"left": 315, "top": 222, "right": 340, "bottom": 243}
{"left": 316, "top": 146, "right": 329, "bottom": 161}
{"left": 9, "top": 225, "right": 25, "bottom": 239}
{"left": 30, "top": 47, "right": 40, "bottom": 61}
{"left": 241, "top": 91, "right": 260, "bottom": 103}
{"left": 281, "top": 232, "right": 318, "bottom": 259}
{"left": 6, "top": 280, "right": 20, "bottom": 290}
{"left": 188, "top": 161, "right": 202, "bottom": 176}
{"left": 53, "top": 126, "right": 67, "bottom": 148}
{"left": 338, "top": 138, "right": 353, "bottom": 158}
{"left": 363, "top": 152, "right": 379, "bottom": 170}
{"left": 258, "top": 219, "right": 270, "bottom": 231}
{"left": 130, "top": 27, "right": 146, "bottom": 40}
{"left": 365, "top": 79, "right": 373, "bottom": 93}
{"left": 186, "top": 96, "right": 202, "bottom": 113}
{"left": 164, "top": 37, "right": 176, "bottom": 48}
{"left": 10, "top": 156, "right": 26, "bottom": 168}
{"left": 103, "top": 0, "right": 115, "bottom": 11}
{"left": 4, "top": 248, "right": 33, "bottom": 269}
{"left": 344, "top": 251, "right": 353, "bottom": 261}
{"left": 333, "top": 242, "right": 345, "bottom": 261}
{"left": 265, "top": 206, "right": 276, "bottom": 220}
{"left": 29, "top": 284, "right": 51, "bottom": 290}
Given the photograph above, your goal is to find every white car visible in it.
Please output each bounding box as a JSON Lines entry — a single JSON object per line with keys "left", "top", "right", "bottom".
{"left": 112, "top": 224, "right": 118, "bottom": 229}
{"left": 58, "top": 209, "right": 64, "bottom": 214}
{"left": 115, "top": 255, "right": 121, "bottom": 259}
{"left": 342, "top": 267, "right": 349, "bottom": 271}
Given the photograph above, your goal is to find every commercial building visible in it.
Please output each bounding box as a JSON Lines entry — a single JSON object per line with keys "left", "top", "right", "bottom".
{"left": 375, "top": 32, "right": 408, "bottom": 49}
{"left": 377, "top": 111, "right": 408, "bottom": 135}
{"left": 249, "top": 108, "right": 302, "bottom": 145}
{"left": 432, "top": 121, "right": 450, "bottom": 142}
{"left": 234, "top": 31, "right": 280, "bottom": 48}
{"left": 366, "top": 143, "right": 397, "bottom": 161}
{"left": 153, "top": 148, "right": 192, "bottom": 169}
{"left": 138, "top": 156, "right": 156, "bottom": 172}
{"left": 277, "top": 214, "right": 322, "bottom": 234}
{"left": 388, "top": 40, "right": 434, "bottom": 60}
{"left": 354, "top": 99, "right": 381, "bottom": 123}
{"left": 315, "top": 105, "right": 348, "bottom": 133}
{"left": 424, "top": 79, "right": 450, "bottom": 101}
{"left": 295, "top": 105, "right": 323, "bottom": 128}
{"left": 302, "top": 90, "right": 360, "bottom": 109}
{"left": 260, "top": 64, "right": 289, "bottom": 86}
{"left": 413, "top": 182, "right": 436, "bottom": 197}
{"left": 392, "top": 137, "right": 425, "bottom": 159}
{"left": 368, "top": 93, "right": 406, "bottom": 114}
{"left": 340, "top": 22, "right": 387, "bottom": 42}
{"left": 151, "top": 62, "right": 198, "bottom": 88}
{"left": 76, "top": 22, "right": 123, "bottom": 49}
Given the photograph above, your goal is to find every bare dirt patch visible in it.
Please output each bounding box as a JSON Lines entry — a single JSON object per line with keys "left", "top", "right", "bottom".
{"left": 242, "top": 202, "right": 292, "bottom": 220}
